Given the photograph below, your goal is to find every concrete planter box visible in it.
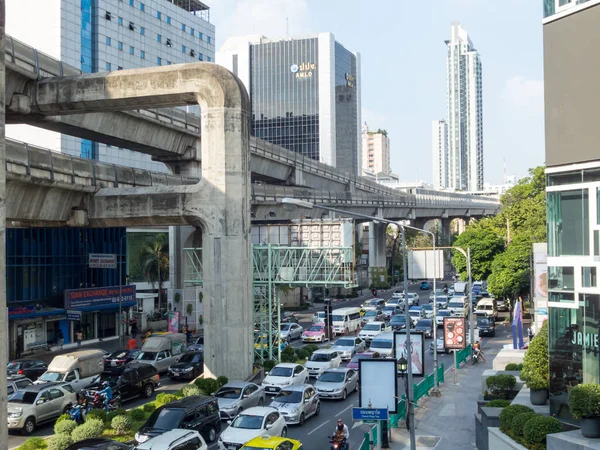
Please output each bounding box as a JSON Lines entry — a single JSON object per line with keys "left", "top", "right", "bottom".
{"left": 477, "top": 408, "right": 505, "bottom": 450}
{"left": 482, "top": 369, "right": 524, "bottom": 394}
{"left": 146, "top": 319, "right": 167, "bottom": 331}
{"left": 511, "top": 388, "right": 550, "bottom": 416}
{"left": 547, "top": 430, "right": 600, "bottom": 450}
{"left": 492, "top": 349, "right": 525, "bottom": 370}
{"left": 489, "top": 427, "right": 528, "bottom": 450}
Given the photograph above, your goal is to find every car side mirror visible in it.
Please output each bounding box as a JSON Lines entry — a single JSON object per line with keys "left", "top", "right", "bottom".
{"left": 36, "top": 399, "right": 45, "bottom": 405}
{"left": 304, "top": 399, "right": 310, "bottom": 404}
{"left": 266, "top": 423, "right": 274, "bottom": 430}
{"left": 243, "top": 394, "right": 250, "bottom": 398}
{"left": 227, "top": 420, "right": 232, "bottom": 425}
{"left": 265, "top": 371, "right": 270, "bottom": 376}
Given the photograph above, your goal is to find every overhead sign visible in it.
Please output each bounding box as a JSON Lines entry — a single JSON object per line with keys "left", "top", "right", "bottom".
{"left": 444, "top": 317, "right": 467, "bottom": 350}
{"left": 352, "top": 407, "right": 389, "bottom": 421}
{"left": 65, "top": 285, "right": 136, "bottom": 311}
{"left": 88, "top": 253, "right": 117, "bottom": 269}
{"left": 407, "top": 250, "right": 444, "bottom": 280}
{"left": 394, "top": 331, "right": 425, "bottom": 376}
{"left": 358, "top": 359, "right": 398, "bottom": 414}
{"left": 67, "top": 310, "right": 82, "bottom": 321}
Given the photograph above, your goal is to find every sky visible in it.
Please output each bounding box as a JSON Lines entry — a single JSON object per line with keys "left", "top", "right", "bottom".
{"left": 210, "top": 0, "right": 545, "bottom": 185}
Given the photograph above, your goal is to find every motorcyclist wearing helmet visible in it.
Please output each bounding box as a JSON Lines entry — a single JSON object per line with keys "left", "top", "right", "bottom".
{"left": 473, "top": 340, "right": 486, "bottom": 363}
{"left": 332, "top": 419, "right": 349, "bottom": 449}
{"left": 98, "top": 381, "right": 113, "bottom": 412}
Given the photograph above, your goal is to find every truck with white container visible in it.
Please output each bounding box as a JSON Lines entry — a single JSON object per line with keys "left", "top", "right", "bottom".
{"left": 34, "top": 350, "right": 104, "bottom": 392}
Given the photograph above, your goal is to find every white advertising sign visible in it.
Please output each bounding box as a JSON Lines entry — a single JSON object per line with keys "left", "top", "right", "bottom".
{"left": 394, "top": 332, "right": 425, "bottom": 376}
{"left": 88, "top": 253, "right": 117, "bottom": 269}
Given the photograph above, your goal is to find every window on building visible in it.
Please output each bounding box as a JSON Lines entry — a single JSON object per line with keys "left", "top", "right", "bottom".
{"left": 167, "top": 61, "right": 172, "bottom": 65}
{"left": 105, "top": 11, "right": 112, "bottom": 20}
{"left": 140, "top": 50, "right": 145, "bottom": 59}
{"left": 181, "top": 44, "right": 186, "bottom": 53}
{"left": 190, "top": 49, "right": 195, "bottom": 57}
{"left": 106, "top": 36, "right": 111, "bottom": 46}
{"left": 117, "top": 66, "right": 123, "bottom": 70}
{"left": 157, "top": 57, "right": 161, "bottom": 65}
{"left": 181, "top": 23, "right": 185, "bottom": 32}
{"left": 166, "top": 16, "right": 171, "bottom": 24}
{"left": 190, "top": 27, "right": 194, "bottom": 36}
{"left": 548, "top": 189, "right": 590, "bottom": 256}
{"left": 129, "top": 22, "right": 135, "bottom": 31}
{"left": 106, "top": 62, "right": 111, "bottom": 71}
{"left": 140, "top": 2, "right": 145, "bottom": 11}
{"left": 582, "top": 267, "right": 597, "bottom": 288}
{"left": 199, "top": 32, "right": 203, "bottom": 40}
{"left": 207, "top": 56, "right": 211, "bottom": 62}
{"left": 118, "top": 41, "right": 123, "bottom": 51}
{"left": 118, "top": 16, "right": 123, "bottom": 25}
{"left": 157, "top": 34, "right": 161, "bottom": 43}
{"left": 207, "top": 36, "right": 211, "bottom": 44}
{"left": 129, "top": 0, "right": 133, "bottom": 5}
{"left": 140, "top": 26, "right": 145, "bottom": 36}
{"left": 166, "top": 38, "right": 172, "bottom": 47}
{"left": 157, "top": 11, "right": 161, "bottom": 20}
{"left": 198, "top": 53, "right": 203, "bottom": 61}
{"left": 129, "top": 46, "right": 134, "bottom": 55}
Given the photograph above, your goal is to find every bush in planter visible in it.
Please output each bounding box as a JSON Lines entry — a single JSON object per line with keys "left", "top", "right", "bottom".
{"left": 71, "top": 418, "right": 104, "bottom": 442}
{"left": 129, "top": 408, "right": 146, "bottom": 422}
{"left": 499, "top": 404, "right": 534, "bottom": 433}
{"left": 111, "top": 415, "right": 132, "bottom": 435}
{"left": 182, "top": 384, "right": 203, "bottom": 397}
{"left": 486, "top": 374, "right": 516, "bottom": 400}
{"left": 143, "top": 402, "right": 156, "bottom": 413}
{"left": 17, "top": 437, "right": 48, "bottom": 450}
{"left": 486, "top": 399, "right": 511, "bottom": 408}
{"left": 510, "top": 412, "right": 537, "bottom": 438}
{"left": 568, "top": 383, "right": 600, "bottom": 419}
{"left": 46, "top": 433, "right": 73, "bottom": 450}
{"left": 522, "top": 415, "right": 562, "bottom": 446}
{"left": 520, "top": 321, "right": 549, "bottom": 392}
{"left": 505, "top": 363, "right": 523, "bottom": 371}
{"left": 54, "top": 418, "right": 77, "bottom": 435}
{"left": 262, "top": 359, "right": 277, "bottom": 372}
{"left": 155, "top": 393, "right": 179, "bottom": 407}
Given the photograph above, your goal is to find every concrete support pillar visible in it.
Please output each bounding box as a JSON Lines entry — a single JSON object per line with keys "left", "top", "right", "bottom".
{"left": 412, "top": 218, "right": 429, "bottom": 232}
{"left": 368, "top": 222, "right": 387, "bottom": 285}
{"left": 438, "top": 218, "right": 452, "bottom": 245}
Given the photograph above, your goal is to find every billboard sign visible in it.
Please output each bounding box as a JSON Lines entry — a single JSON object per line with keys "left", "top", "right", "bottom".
{"left": 443, "top": 317, "right": 467, "bottom": 350}
{"left": 65, "top": 285, "right": 136, "bottom": 311}
{"left": 358, "top": 359, "right": 398, "bottom": 414}
{"left": 394, "top": 331, "right": 425, "bottom": 376}
{"left": 168, "top": 312, "right": 180, "bottom": 333}
{"left": 533, "top": 243, "right": 548, "bottom": 330}
{"left": 88, "top": 253, "right": 117, "bottom": 269}
{"left": 407, "top": 250, "right": 444, "bottom": 280}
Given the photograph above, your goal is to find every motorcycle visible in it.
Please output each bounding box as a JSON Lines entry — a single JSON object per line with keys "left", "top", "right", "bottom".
{"left": 328, "top": 436, "right": 348, "bottom": 450}
{"left": 84, "top": 391, "right": 122, "bottom": 411}
{"left": 472, "top": 348, "right": 482, "bottom": 365}
{"left": 68, "top": 403, "right": 91, "bottom": 424}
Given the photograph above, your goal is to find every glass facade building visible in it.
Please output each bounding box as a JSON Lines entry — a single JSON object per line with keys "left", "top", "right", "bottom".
{"left": 218, "top": 33, "right": 361, "bottom": 174}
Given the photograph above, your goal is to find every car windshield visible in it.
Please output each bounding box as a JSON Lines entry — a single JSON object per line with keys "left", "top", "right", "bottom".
{"left": 416, "top": 320, "right": 432, "bottom": 328}
{"left": 145, "top": 408, "right": 185, "bottom": 430}
{"left": 477, "top": 318, "right": 492, "bottom": 326}
{"left": 178, "top": 353, "right": 202, "bottom": 363}
{"left": 307, "top": 325, "right": 324, "bottom": 332}
{"left": 422, "top": 305, "right": 433, "bottom": 310}
{"left": 216, "top": 387, "right": 242, "bottom": 399}
{"left": 383, "top": 307, "right": 395, "bottom": 311}
{"left": 269, "top": 367, "right": 293, "bottom": 377}
{"left": 280, "top": 324, "right": 291, "bottom": 331}
{"left": 478, "top": 304, "right": 493, "bottom": 310}
{"left": 98, "top": 372, "right": 121, "bottom": 384}
{"left": 7, "top": 362, "right": 21, "bottom": 370}
{"left": 137, "top": 352, "right": 157, "bottom": 361}
{"left": 8, "top": 391, "right": 37, "bottom": 404}
{"left": 437, "top": 311, "right": 451, "bottom": 317}
{"left": 331, "top": 315, "right": 344, "bottom": 322}
{"left": 274, "top": 390, "right": 303, "bottom": 403}
{"left": 310, "top": 353, "right": 330, "bottom": 362}
{"left": 364, "top": 311, "right": 377, "bottom": 317}
{"left": 371, "top": 340, "right": 393, "bottom": 349}
{"left": 391, "top": 316, "right": 406, "bottom": 323}
{"left": 319, "top": 371, "right": 345, "bottom": 383}
{"left": 409, "top": 310, "right": 421, "bottom": 317}
{"left": 107, "top": 350, "right": 132, "bottom": 359}
{"left": 362, "top": 324, "right": 381, "bottom": 331}
{"left": 38, "top": 372, "right": 63, "bottom": 382}
{"left": 334, "top": 339, "right": 354, "bottom": 347}
{"left": 350, "top": 354, "right": 372, "bottom": 363}
{"left": 231, "top": 414, "right": 264, "bottom": 429}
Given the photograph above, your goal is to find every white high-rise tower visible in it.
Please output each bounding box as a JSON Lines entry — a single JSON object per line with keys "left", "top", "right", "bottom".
{"left": 445, "top": 22, "right": 483, "bottom": 191}
{"left": 432, "top": 119, "right": 449, "bottom": 189}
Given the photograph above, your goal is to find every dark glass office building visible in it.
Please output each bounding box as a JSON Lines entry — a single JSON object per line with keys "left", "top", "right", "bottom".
{"left": 219, "top": 33, "right": 362, "bottom": 174}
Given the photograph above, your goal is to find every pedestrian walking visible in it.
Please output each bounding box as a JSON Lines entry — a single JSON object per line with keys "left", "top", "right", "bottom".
{"left": 56, "top": 328, "right": 64, "bottom": 349}
{"left": 130, "top": 319, "right": 138, "bottom": 339}
{"left": 75, "top": 330, "right": 83, "bottom": 347}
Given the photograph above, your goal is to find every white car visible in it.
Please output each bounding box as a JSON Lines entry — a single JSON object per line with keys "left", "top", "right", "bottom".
{"left": 136, "top": 430, "right": 207, "bottom": 450}
{"left": 262, "top": 363, "right": 309, "bottom": 395}
{"left": 420, "top": 304, "right": 434, "bottom": 319}
{"left": 304, "top": 349, "right": 342, "bottom": 378}
{"left": 436, "top": 310, "right": 452, "bottom": 327}
{"left": 448, "top": 298, "right": 469, "bottom": 318}
{"left": 392, "top": 290, "right": 404, "bottom": 298}
{"left": 358, "top": 321, "right": 390, "bottom": 342}
{"left": 385, "top": 297, "right": 402, "bottom": 307}
{"left": 217, "top": 407, "right": 287, "bottom": 450}
{"left": 406, "top": 293, "right": 420, "bottom": 306}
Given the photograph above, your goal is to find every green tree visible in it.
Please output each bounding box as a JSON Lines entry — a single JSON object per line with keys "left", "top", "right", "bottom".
{"left": 487, "top": 235, "right": 531, "bottom": 299}
{"left": 452, "top": 221, "right": 505, "bottom": 281}
{"left": 139, "top": 233, "right": 169, "bottom": 309}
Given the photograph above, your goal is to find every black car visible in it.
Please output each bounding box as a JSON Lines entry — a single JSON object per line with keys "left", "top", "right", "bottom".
{"left": 7, "top": 359, "right": 48, "bottom": 381}
{"left": 104, "top": 349, "right": 141, "bottom": 370}
{"left": 414, "top": 319, "right": 434, "bottom": 338}
{"left": 477, "top": 316, "right": 496, "bottom": 337}
{"left": 85, "top": 364, "right": 159, "bottom": 402}
{"left": 65, "top": 438, "right": 130, "bottom": 450}
{"left": 135, "top": 395, "right": 221, "bottom": 444}
{"left": 167, "top": 350, "right": 204, "bottom": 380}
{"left": 389, "top": 315, "right": 410, "bottom": 331}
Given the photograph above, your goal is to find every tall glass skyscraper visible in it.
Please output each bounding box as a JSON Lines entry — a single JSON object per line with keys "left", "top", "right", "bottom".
{"left": 445, "top": 22, "right": 483, "bottom": 192}
{"left": 217, "top": 33, "right": 362, "bottom": 175}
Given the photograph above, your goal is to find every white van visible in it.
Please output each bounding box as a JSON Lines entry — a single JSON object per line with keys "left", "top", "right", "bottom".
{"left": 475, "top": 298, "right": 498, "bottom": 319}
{"left": 312, "top": 311, "right": 326, "bottom": 324}
{"left": 369, "top": 331, "right": 395, "bottom": 357}
{"left": 331, "top": 307, "right": 362, "bottom": 335}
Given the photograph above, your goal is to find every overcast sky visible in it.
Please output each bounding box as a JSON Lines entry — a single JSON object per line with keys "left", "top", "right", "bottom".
{"left": 210, "top": 0, "right": 545, "bottom": 185}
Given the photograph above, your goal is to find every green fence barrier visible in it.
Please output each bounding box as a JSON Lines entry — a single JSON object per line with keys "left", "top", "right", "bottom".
{"left": 437, "top": 362, "right": 445, "bottom": 385}
{"left": 455, "top": 344, "right": 472, "bottom": 368}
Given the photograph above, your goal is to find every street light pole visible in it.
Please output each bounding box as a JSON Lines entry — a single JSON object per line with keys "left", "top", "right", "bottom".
{"left": 119, "top": 234, "right": 126, "bottom": 347}
{"left": 467, "top": 247, "right": 474, "bottom": 346}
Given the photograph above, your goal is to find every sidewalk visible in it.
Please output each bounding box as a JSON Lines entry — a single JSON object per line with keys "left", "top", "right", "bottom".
{"left": 389, "top": 341, "right": 504, "bottom": 450}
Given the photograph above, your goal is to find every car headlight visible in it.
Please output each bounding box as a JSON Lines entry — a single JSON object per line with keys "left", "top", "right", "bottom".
{"left": 182, "top": 367, "right": 193, "bottom": 372}
{"left": 8, "top": 411, "right": 22, "bottom": 418}
{"left": 135, "top": 433, "right": 148, "bottom": 443}
{"left": 224, "top": 403, "right": 238, "bottom": 410}
{"left": 290, "top": 408, "right": 299, "bottom": 414}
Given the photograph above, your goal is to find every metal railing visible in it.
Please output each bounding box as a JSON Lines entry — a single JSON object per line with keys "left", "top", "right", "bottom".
{"left": 455, "top": 344, "right": 472, "bottom": 368}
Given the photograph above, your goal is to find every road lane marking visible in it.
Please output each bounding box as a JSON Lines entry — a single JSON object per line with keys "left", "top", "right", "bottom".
{"left": 307, "top": 419, "right": 330, "bottom": 435}
{"left": 336, "top": 403, "right": 355, "bottom": 416}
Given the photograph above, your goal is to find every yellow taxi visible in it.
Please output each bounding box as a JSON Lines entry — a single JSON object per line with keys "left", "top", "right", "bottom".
{"left": 241, "top": 435, "right": 304, "bottom": 450}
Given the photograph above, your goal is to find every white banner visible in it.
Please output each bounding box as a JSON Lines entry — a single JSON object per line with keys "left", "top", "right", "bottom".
{"left": 88, "top": 253, "right": 117, "bottom": 269}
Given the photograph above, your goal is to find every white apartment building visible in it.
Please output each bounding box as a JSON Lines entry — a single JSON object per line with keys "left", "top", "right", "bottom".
{"left": 432, "top": 119, "right": 449, "bottom": 189}
{"left": 6, "top": 0, "right": 215, "bottom": 171}
{"left": 445, "top": 22, "right": 484, "bottom": 191}
{"left": 362, "top": 124, "right": 391, "bottom": 174}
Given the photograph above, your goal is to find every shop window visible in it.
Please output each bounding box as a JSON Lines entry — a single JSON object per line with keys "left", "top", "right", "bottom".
{"left": 548, "top": 266, "right": 574, "bottom": 291}
{"left": 582, "top": 267, "right": 597, "bottom": 288}
{"left": 547, "top": 189, "right": 589, "bottom": 256}
{"left": 549, "top": 292, "right": 575, "bottom": 304}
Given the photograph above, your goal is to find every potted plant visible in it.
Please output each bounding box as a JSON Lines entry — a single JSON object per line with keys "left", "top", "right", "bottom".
{"left": 569, "top": 383, "right": 600, "bottom": 438}
{"left": 520, "top": 320, "right": 549, "bottom": 405}
{"left": 186, "top": 303, "right": 193, "bottom": 315}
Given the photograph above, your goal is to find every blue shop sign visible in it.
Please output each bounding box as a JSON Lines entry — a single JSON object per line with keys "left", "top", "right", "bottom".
{"left": 65, "top": 285, "right": 136, "bottom": 312}
{"left": 352, "top": 407, "right": 389, "bottom": 421}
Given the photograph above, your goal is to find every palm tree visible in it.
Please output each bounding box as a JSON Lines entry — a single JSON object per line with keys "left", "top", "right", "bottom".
{"left": 139, "top": 233, "right": 169, "bottom": 310}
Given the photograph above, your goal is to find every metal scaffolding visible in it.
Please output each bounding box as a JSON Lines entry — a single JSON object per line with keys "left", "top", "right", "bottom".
{"left": 183, "top": 244, "right": 356, "bottom": 362}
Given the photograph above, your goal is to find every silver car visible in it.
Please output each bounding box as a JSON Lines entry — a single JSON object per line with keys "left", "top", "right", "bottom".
{"left": 331, "top": 337, "right": 367, "bottom": 361}
{"left": 279, "top": 323, "right": 304, "bottom": 342}
{"left": 314, "top": 368, "right": 359, "bottom": 400}
{"left": 215, "top": 381, "right": 266, "bottom": 419}
{"left": 270, "top": 384, "right": 320, "bottom": 425}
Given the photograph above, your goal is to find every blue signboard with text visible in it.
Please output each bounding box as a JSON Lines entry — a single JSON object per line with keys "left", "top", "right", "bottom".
{"left": 352, "top": 407, "right": 389, "bottom": 421}
{"left": 65, "top": 285, "right": 136, "bottom": 311}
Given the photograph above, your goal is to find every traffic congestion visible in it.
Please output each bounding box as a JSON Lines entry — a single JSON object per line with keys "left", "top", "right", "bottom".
{"left": 6, "top": 281, "right": 504, "bottom": 450}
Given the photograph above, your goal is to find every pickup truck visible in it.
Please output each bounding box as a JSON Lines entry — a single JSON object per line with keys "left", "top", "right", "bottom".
{"left": 34, "top": 350, "right": 104, "bottom": 392}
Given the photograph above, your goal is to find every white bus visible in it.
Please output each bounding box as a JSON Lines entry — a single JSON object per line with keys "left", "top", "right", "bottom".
{"left": 331, "top": 307, "right": 362, "bottom": 335}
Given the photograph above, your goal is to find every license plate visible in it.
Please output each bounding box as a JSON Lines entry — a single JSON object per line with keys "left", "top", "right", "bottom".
{"left": 228, "top": 446, "right": 236, "bottom": 450}
{"left": 172, "top": 373, "right": 179, "bottom": 377}
{"left": 267, "top": 387, "right": 276, "bottom": 392}
{"left": 111, "top": 361, "right": 116, "bottom": 366}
